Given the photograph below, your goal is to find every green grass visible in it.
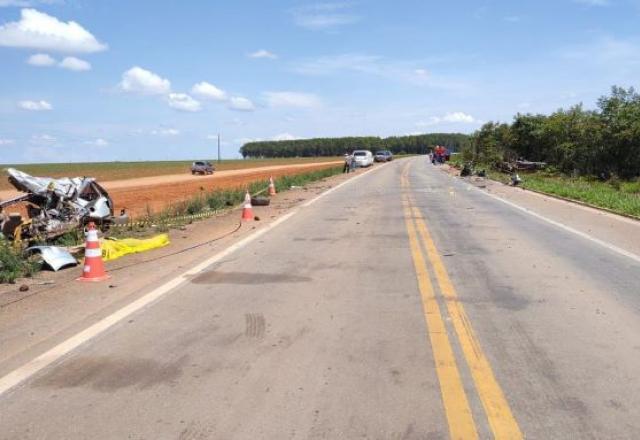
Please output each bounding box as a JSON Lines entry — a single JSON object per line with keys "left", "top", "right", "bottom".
{"left": 449, "top": 156, "right": 640, "bottom": 218}
{"left": 0, "top": 240, "right": 40, "bottom": 284}
{"left": 520, "top": 173, "right": 640, "bottom": 218}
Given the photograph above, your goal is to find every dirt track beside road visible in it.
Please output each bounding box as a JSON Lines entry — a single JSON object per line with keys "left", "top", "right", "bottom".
{"left": 110, "top": 161, "right": 341, "bottom": 217}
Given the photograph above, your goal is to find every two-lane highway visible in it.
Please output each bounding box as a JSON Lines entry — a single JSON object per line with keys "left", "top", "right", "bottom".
{"left": 1, "top": 157, "right": 639, "bottom": 439}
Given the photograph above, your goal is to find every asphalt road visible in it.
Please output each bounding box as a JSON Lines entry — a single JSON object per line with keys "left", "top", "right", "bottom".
{"left": 1, "top": 157, "right": 639, "bottom": 439}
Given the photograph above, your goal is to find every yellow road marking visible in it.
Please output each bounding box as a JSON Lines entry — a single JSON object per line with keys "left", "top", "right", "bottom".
{"left": 408, "top": 200, "right": 523, "bottom": 439}
{"left": 401, "top": 172, "right": 478, "bottom": 439}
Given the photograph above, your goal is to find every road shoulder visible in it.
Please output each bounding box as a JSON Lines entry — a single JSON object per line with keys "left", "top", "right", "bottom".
{"left": 438, "top": 164, "right": 640, "bottom": 260}
{"left": 0, "top": 168, "right": 368, "bottom": 380}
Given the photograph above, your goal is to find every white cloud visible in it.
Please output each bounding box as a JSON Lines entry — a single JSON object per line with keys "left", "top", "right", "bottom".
{"left": 85, "top": 138, "right": 108, "bottom": 147}
{"left": 59, "top": 56, "right": 90, "bottom": 71}
{"left": 294, "top": 53, "right": 381, "bottom": 75}
{"left": 248, "top": 49, "right": 277, "bottom": 59}
{"left": 417, "top": 112, "right": 477, "bottom": 127}
{"left": 31, "top": 133, "right": 55, "bottom": 142}
{"left": 262, "top": 91, "right": 321, "bottom": 108}
{"left": 118, "top": 66, "right": 171, "bottom": 95}
{"left": 18, "top": 99, "right": 52, "bottom": 111}
{"left": 291, "top": 2, "right": 360, "bottom": 30}
{"left": 151, "top": 128, "right": 180, "bottom": 136}
{"left": 0, "top": 138, "right": 15, "bottom": 145}
{"left": 191, "top": 81, "right": 227, "bottom": 101}
{"left": 272, "top": 133, "right": 297, "bottom": 141}
{"left": 167, "top": 93, "right": 202, "bottom": 112}
{"left": 0, "top": 8, "right": 107, "bottom": 53}
{"left": 235, "top": 137, "right": 262, "bottom": 145}
{"left": 442, "top": 112, "right": 476, "bottom": 123}
{"left": 27, "top": 52, "right": 54, "bottom": 66}
{"left": 228, "top": 96, "right": 255, "bottom": 111}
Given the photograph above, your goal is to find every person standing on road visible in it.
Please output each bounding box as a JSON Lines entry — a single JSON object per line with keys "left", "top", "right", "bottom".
{"left": 343, "top": 152, "right": 352, "bottom": 173}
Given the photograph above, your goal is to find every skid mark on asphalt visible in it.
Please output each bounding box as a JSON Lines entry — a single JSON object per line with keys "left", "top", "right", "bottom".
{"left": 33, "top": 355, "right": 187, "bottom": 391}
{"left": 190, "top": 271, "right": 311, "bottom": 285}
{"left": 245, "top": 313, "right": 266, "bottom": 339}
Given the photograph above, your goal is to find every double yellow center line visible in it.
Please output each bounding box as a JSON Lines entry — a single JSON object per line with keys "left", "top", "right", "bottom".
{"left": 401, "top": 165, "right": 522, "bottom": 439}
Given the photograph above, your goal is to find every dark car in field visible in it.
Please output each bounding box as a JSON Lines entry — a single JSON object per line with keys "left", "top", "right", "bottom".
{"left": 374, "top": 150, "right": 393, "bottom": 162}
{"left": 191, "top": 161, "right": 215, "bottom": 175}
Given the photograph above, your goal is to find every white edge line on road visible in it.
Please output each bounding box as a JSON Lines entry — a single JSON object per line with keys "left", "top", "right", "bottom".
{"left": 450, "top": 175, "right": 640, "bottom": 265}
{"left": 0, "top": 164, "right": 383, "bottom": 397}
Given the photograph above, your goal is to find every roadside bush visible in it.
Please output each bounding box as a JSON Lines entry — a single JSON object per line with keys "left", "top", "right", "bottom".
{"left": 52, "top": 229, "right": 84, "bottom": 247}
{"left": 0, "top": 240, "right": 40, "bottom": 284}
{"left": 466, "top": 86, "right": 640, "bottom": 180}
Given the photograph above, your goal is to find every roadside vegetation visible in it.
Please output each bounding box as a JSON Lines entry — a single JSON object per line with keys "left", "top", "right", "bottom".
{"left": 452, "top": 86, "right": 640, "bottom": 218}
{"left": 241, "top": 133, "right": 471, "bottom": 158}
{"left": 0, "top": 240, "right": 40, "bottom": 284}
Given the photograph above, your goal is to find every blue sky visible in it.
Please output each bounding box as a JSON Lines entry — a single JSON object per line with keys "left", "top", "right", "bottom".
{"left": 1, "top": 0, "right": 639, "bottom": 163}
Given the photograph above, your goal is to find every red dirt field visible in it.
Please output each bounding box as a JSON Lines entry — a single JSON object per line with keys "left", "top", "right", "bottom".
{"left": 104, "top": 162, "right": 340, "bottom": 217}
{"left": 0, "top": 161, "right": 341, "bottom": 220}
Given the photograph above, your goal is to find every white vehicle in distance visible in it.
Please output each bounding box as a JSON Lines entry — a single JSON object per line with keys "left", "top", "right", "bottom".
{"left": 352, "top": 150, "right": 374, "bottom": 168}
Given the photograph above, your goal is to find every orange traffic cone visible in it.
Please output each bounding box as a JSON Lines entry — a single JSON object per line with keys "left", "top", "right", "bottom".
{"left": 268, "top": 176, "right": 277, "bottom": 196}
{"left": 76, "top": 222, "right": 110, "bottom": 282}
{"left": 241, "top": 190, "right": 254, "bottom": 221}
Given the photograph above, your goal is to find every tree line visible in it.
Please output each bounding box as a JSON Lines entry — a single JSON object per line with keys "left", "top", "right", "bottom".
{"left": 468, "top": 86, "right": 640, "bottom": 179}
{"left": 240, "top": 134, "right": 471, "bottom": 158}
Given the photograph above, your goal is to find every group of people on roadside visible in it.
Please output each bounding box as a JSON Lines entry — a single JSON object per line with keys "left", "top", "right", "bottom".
{"left": 343, "top": 152, "right": 357, "bottom": 173}
{"left": 431, "top": 145, "right": 448, "bottom": 165}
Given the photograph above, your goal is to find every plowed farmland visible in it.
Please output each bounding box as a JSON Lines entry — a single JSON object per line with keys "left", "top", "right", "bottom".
{"left": 0, "top": 161, "right": 341, "bottom": 218}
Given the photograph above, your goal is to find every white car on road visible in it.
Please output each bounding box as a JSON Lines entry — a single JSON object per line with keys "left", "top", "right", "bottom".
{"left": 352, "top": 150, "right": 374, "bottom": 168}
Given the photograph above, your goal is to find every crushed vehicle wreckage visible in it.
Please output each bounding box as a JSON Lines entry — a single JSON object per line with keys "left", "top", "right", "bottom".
{"left": 0, "top": 168, "right": 126, "bottom": 244}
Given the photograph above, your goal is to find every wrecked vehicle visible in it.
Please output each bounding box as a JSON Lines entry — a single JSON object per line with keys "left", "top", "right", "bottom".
{"left": 0, "top": 168, "right": 122, "bottom": 243}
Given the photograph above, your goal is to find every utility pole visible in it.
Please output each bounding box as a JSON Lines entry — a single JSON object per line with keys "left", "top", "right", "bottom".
{"left": 217, "top": 133, "right": 221, "bottom": 163}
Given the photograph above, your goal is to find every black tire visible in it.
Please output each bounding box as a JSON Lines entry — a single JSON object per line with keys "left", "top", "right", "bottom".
{"left": 251, "top": 196, "right": 271, "bottom": 206}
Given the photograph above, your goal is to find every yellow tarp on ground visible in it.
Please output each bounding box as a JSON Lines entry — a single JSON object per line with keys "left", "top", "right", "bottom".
{"left": 101, "top": 234, "right": 170, "bottom": 261}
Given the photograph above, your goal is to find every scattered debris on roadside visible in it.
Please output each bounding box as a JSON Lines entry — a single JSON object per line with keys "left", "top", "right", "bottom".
{"left": 0, "top": 168, "right": 128, "bottom": 245}
{"left": 499, "top": 160, "right": 547, "bottom": 173}
{"left": 25, "top": 246, "right": 77, "bottom": 271}
{"left": 0, "top": 165, "right": 344, "bottom": 284}
{"left": 251, "top": 196, "right": 270, "bottom": 206}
